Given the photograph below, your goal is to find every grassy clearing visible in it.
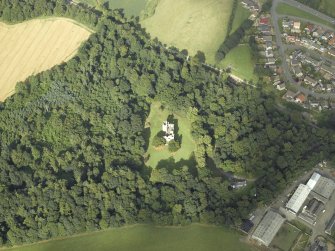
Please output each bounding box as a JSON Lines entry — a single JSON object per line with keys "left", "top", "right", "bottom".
{"left": 276, "top": 3, "right": 335, "bottom": 29}
{"left": 141, "top": 0, "right": 234, "bottom": 63}
{"left": 145, "top": 102, "right": 195, "bottom": 169}
{"left": 230, "top": 2, "right": 251, "bottom": 34}
{"left": 1, "top": 224, "right": 256, "bottom": 251}
{"left": 292, "top": 233, "right": 310, "bottom": 251}
{"left": 0, "top": 18, "right": 91, "bottom": 101}
{"left": 218, "top": 44, "right": 257, "bottom": 81}
{"left": 271, "top": 223, "right": 301, "bottom": 251}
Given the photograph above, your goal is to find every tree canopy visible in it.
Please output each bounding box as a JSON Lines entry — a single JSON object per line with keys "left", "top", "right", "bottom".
{"left": 0, "top": 0, "right": 335, "bottom": 247}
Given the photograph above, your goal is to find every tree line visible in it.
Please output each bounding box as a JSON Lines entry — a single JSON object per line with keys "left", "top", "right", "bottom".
{"left": 0, "top": 0, "right": 334, "bottom": 247}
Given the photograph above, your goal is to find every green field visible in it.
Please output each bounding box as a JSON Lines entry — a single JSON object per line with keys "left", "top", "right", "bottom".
{"left": 2, "top": 225, "right": 256, "bottom": 251}
{"left": 276, "top": 3, "right": 335, "bottom": 29}
{"left": 230, "top": 2, "right": 251, "bottom": 35}
{"left": 141, "top": 0, "right": 234, "bottom": 63}
{"left": 219, "top": 44, "right": 257, "bottom": 81}
{"left": 271, "top": 223, "right": 301, "bottom": 251}
{"left": 78, "top": 0, "right": 147, "bottom": 16}
{"left": 145, "top": 102, "right": 195, "bottom": 168}
{"left": 292, "top": 233, "right": 310, "bottom": 251}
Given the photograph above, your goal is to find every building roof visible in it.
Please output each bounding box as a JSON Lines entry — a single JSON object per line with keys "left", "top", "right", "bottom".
{"left": 260, "top": 17, "right": 269, "bottom": 25}
{"left": 286, "top": 184, "right": 311, "bottom": 214}
{"left": 306, "top": 172, "right": 321, "bottom": 189}
{"left": 252, "top": 211, "right": 285, "bottom": 246}
{"left": 313, "top": 176, "right": 335, "bottom": 199}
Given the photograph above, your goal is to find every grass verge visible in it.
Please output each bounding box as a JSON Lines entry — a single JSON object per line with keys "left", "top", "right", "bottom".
{"left": 276, "top": 3, "right": 335, "bottom": 29}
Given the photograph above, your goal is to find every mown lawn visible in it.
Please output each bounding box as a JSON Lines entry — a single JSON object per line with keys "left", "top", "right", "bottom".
{"left": 230, "top": 2, "right": 251, "bottom": 35}
{"left": 145, "top": 102, "right": 195, "bottom": 169}
{"left": 276, "top": 3, "right": 335, "bottom": 29}
{"left": 2, "top": 225, "right": 256, "bottom": 251}
{"left": 219, "top": 44, "right": 258, "bottom": 81}
{"left": 271, "top": 223, "right": 301, "bottom": 251}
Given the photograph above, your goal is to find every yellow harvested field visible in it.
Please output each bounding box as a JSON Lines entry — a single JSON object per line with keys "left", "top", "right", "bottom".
{"left": 141, "top": 0, "right": 233, "bottom": 63}
{"left": 0, "top": 18, "right": 92, "bottom": 101}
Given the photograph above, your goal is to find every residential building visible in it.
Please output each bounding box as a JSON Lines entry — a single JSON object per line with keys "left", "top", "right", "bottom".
{"left": 277, "top": 83, "right": 286, "bottom": 91}
{"left": 295, "top": 93, "right": 306, "bottom": 103}
{"left": 162, "top": 121, "right": 174, "bottom": 143}
{"left": 293, "top": 66, "right": 303, "bottom": 77}
{"left": 304, "top": 76, "right": 318, "bottom": 87}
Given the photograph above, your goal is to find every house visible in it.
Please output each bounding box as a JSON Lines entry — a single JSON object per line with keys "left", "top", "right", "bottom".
{"left": 283, "top": 90, "right": 296, "bottom": 101}
{"left": 329, "top": 37, "right": 335, "bottom": 46}
{"left": 293, "top": 66, "right": 303, "bottom": 77}
{"left": 313, "top": 27, "right": 325, "bottom": 38}
{"left": 265, "top": 49, "right": 274, "bottom": 58}
{"left": 241, "top": 0, "right": 259, "bottom": 11}
{"left": 231, "top": 180, "right": 247, "bottom": 189}
{"left": 305, "top": 24, "right": 315, "bottom": 34}
{"left": 303, "top": 56, "right": 321, "bottom": 67}
{"left": 262, "top": 35, "right": 272, "bottom": 42}
{"left": 259, "top": 17, "right": 269, "bottom": 25}
{"left": 291, "top": 59, "right": 300, "bottom": 67}
{"left": 295, "top": 93, "right": 306, "bottom": 103}
{"left": 258, "top": 24, "right": 271, "bottom": 35}
{"left": 304, "top": 76, "right": 318, "bottom": 87}
{"left": 162, "top": 121, "right": 174, "bottom": 143}
{"left": 328, "top": 48, "right": 335, "bottom": 57}
{"left": 282, "top": 19, "right": 292, "bottom": 29}
{"left": 277, "top": 83, "right": 286, "bottom": 91}
{"left": 286, "top": 35, "right": 296, "bottom": 43}
{"left": 291, "top": 21, "right": 301, "bottom": 33}
{"left": 320, "top": 65, "right": 335, "bottom": 76}
{"left": 310, "top": 101, "right": 320, "bottom": 108}
{"left": 266, "top": 57, "right": 275, "bottom": 65}
{"left": 265, "top": 41, "right": 273, "bottom": 50}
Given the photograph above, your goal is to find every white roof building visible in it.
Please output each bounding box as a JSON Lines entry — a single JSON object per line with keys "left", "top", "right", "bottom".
{"left": 162, "top": 121, "right": 175, "bottom": 143}
{"left": 307, "top": 172, "right": 321, "bottom": 190}
{"left": 286, "top": 184, "right": 311, "bottom": 214}
{"left": 252, "top": 211, "right": 285, "bottom": 246}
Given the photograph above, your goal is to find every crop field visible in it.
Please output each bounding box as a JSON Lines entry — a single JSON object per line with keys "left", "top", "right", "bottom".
{"left": 141, "top": 0, "right": 234, "bottom": 63}
{"left": 276, "top": 3, "right": 335, "bottom": 29}
{"left": 3, "top": 224, "right": 256, "bottom": 251}
{"left": 145, "top": 102, "right": 195, "bottom": 169}
{"left": 219, "top": 44, "right": 257, "bottom": 81}
{"left": 271, "top": 223, "right": 301, "bottom": 251}
{"left": 0, "top": 18, "right": 91, "bottom": 101}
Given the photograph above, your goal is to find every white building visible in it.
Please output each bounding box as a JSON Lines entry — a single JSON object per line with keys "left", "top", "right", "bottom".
{"left": 252, "top": 211, "right": 285, "bottom": 247}
{"left": 162, "top": 121, "right": 175, "bottom": 143}
{"left": 286, "top": 184, "right": 311, "bottom": 214}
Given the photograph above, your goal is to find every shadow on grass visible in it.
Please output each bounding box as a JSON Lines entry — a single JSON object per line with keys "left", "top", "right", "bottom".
{"left": 156, "top": 154, "right": 198, "bottom": 177}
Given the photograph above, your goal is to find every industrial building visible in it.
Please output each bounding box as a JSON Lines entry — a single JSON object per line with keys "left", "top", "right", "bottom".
{"left": 312, "top": 175, "right": 335, "bottom": 199}
{"left": 286, "top": 172, "right": 335, "bottom": 215}
{"left": 252, "top": 211, "right": 285, "bottom": 247}
{"left": 286, "top": 184, "right": 311, "bottom": 214}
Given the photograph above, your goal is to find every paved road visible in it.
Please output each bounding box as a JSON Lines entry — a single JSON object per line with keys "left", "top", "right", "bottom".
{"left": 271, "top": 0, "right": 335, "bottom": 100}
{"left": 282, "top": 0, "right": 335, "bottom": 29}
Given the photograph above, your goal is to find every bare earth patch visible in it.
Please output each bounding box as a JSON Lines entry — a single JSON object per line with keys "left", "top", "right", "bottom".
{"left": 0, "top": 18, "right": 91, "bottom": 101}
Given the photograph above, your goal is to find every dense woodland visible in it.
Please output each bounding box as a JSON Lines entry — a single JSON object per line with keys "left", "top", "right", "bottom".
{"left": 0, "top": 0, "right": 335, "bottom": 247}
